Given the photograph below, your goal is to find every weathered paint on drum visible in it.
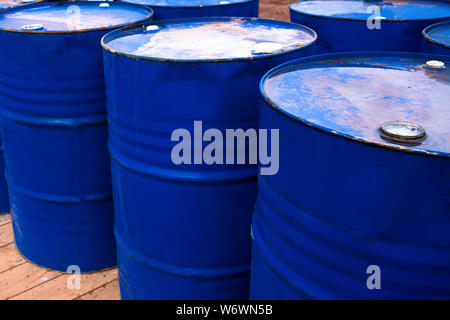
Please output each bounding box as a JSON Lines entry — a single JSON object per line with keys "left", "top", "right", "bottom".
{"left": 250, "top": 52, "right": 450, "bottom": 299}
{"left": 0, "top": 0, "right": 42, "bottom": 11}
{"left": 102, "top": 17, "right": 316, "bottom": 299}
{"left": 289, "top": 0, "right": 450, "bottom": 53}
{"left": 422, "top": 21, "right": 450, "bottom": 55}
{"left": 120, "top": 0, "right": 259, "bottom": 20}
{"left": 0, "top": 1, "right": 153, "bottom": 272}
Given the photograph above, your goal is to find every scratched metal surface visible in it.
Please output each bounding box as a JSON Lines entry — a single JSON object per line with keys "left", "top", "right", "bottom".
{"left": 0, "top": 1, "right": 152, "bottom": 32}
{"left": 0, "top": 0, "right": 41, "bottom": 10}
{"left": 103, "top": 17, "right": 316, "bottom": 61}
{"left": 120, "top": 0, "right": 252, "bottom": 7}
{"left": 290, "top": 0, "right": 450, "bottom": 21}
{"left": 423, "top": 21, "right": 450, "bottom": 48}
{"left": 262, "top": 53, "right": 450, "bottom": 156}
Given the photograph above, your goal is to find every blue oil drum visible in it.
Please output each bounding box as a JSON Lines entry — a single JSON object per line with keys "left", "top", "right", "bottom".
{"left": 0, "top": 1, "right": 153, "bottom": 272}
{"left": 289, "top": 0, "right": 450, "bottom": 54}
{"left": 422, "top": 21, "right": 450, "bottom": 55}
{"left": 0, "top": 1, "right": 44, "bottom": 215}
{"left": 102, "top": 17, "right": 316, "bottom": 299}
{"left": 119, "top": 0, "right": 259, "bottom": 20}
{"left": 250, "top": 52, "right": 450, "bottom": 299}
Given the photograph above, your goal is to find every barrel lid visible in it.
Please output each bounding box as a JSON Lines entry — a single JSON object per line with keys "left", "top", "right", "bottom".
{"left": 121, "top": 0, "right": 253, "bottom": 8}
{"left": 0, "top": 1, "right": 152, "bottom": 33}
{"left": 101, "top": 17, "right": 317, "bottom": 62}
{"left": 0, "top": 0, "right": 42, "bottom": 11}
{"left": 423, "top": 21, "right": 450, "bottom": 49}
{"left": 289, "top": 0, "right": 450, "bottom": 22}
{"left": 261, "top": 52, "right": 450, "bottom": 157}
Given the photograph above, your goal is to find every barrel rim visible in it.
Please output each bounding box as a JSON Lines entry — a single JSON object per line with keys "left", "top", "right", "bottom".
{"left": 121, "top": 0, "right": 257, "bottom": 9}
{"left": 289, "top": 0, "right": 450, "bottom": 23}
{"left": 422, "top": 21, "right": 450, "bottom": 49}
{"left": 0, "top": 0, "right": 44, "bottom": 12}
{"left": 0, "top": 1, "right": 154, "bottom": 34}
{"left": 101, "top": 17, "right": 317, "bottom": 63}
{"left": 260, "top": 51, "right": 450, "bottom": 159}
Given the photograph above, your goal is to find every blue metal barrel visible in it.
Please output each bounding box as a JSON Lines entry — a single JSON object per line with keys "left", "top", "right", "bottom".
{"left": 119, "top": 0, "right": 259, "bottom": 20}
{"left": 0, "top": 1, "right": 44, "bottom": 215}
{"left": 0, "top": 1, "right": 153, "bottom": 272}
{"left": 289, "top": 0, "right": 450, "bottom": 54}
{"left": 102, "top": 17, "right": 316, "bottom": 299}
{"left": 422, "top": 21, "right": 450, "bottom": 55}
{"left": 250, "top": 52, "right": 450, "bottom": 299}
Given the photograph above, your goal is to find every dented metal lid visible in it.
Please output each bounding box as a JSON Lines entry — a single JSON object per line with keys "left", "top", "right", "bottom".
{"left": 423, "top": 21, "right": 450, "bottom": 49}
{"left": 0, "top": 0, "right": 42, "bottom": 11}
{"left": 261, "top": 52, "right": 450, "bottom": 157}
{"left": 290, "top": 0, "right": 450, "bottom": 21}
{"left": 120, "top": 0, "right": 254, "bottom": 8}
{"left": 101, "top": 17, "right": 317, "bottom": 61}
{"left": 0, "top": 1, "right": 152, "bottom": 33}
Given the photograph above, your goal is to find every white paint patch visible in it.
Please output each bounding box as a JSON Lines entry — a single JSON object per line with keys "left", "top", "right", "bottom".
{"left": 131, "top": 21, "right": 313, "bottom": 60}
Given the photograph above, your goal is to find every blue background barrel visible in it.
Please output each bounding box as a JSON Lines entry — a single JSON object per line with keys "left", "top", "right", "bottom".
{"left": 102, "top": 17, "right": 316, "bottom": 299}
{"left": 0, "top": 1, "right": 44, "bottom": 215}
{"left": 120, "top": 0, "right": 259, "bottom": 20}
{"left": 421, "top": 21, "right": 450, "bottom": 55}
{"left": 0, "top": 1, "right": 152, "bottom": 272}
{"left": 250, "top": 52, "right": 450, "bottom": 299}
{"left": 290, "top": 0, "right": 450, "bottom": 54}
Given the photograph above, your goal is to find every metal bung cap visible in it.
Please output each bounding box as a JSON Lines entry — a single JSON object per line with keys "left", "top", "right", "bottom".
{"left": 20, "top": 0, "right": 36, "bottom": 3}
{"left": 21, "top": 23, "right": 43, "bottom": 31}
{"left": 379, "top": 121, "right": 426, "bottom": 145}
{"left": 426, "top": 60, "right": 445, "bottom": 69}
{"left": 99, "top": 3, "right": 110, "bottom": 7}
{"left": 145, "top": 25, "right": 159, "bottom": 31}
